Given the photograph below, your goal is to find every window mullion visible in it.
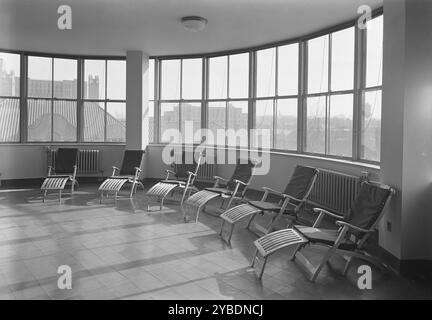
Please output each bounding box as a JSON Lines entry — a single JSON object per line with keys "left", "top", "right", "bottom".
{"left": 51, "top": 58, "right": 54, "bottom": 142}
{"left": 104, "top": 60, "right": 108, "bottom": 142}
{"left": 77, "top": 58, "right": 83, "bottom": 143}
{"left": 20, "top": 54, "right": 28, "bottom": 143}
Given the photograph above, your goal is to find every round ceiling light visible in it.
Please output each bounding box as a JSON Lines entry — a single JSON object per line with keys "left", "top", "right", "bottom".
{"left": 181, "top": 16, "right": 208, "bottom": 32}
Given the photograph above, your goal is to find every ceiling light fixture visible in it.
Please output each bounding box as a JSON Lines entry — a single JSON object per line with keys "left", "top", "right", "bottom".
{"left": 181, "top": 16, "right": 208, "bottom": 32}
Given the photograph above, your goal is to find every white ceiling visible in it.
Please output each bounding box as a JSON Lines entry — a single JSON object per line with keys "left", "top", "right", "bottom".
{"left": 0, "top": 0, "right": 382, "bottom": 57}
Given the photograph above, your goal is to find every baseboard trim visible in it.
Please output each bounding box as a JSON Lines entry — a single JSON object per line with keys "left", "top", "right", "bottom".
{"left": 0, "top": 176, "right": 106, "bottom": 188}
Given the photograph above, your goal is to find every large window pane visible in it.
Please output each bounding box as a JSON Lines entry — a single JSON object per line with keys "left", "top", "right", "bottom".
{"left": 148, "top": 59, "right": 154, "bottom": 101}
{"left": 83, "top": 101, "right": 105, "bottom": 142}
{"left": 254, "top": 99, "right": 273, "bottom": 148}
{"left": 331, "top": 28, "right": 354, "bottom": 91}
{"left": 182, "top": 59, "right": 202, "bottom": 99}
{"left": 307, "top": 35, "right": 329, "bottom": 94}
{"left": 208, "top": 56, "right": 227, "bottom": 99}
{"left": 84, "top": 60, "right": 105, "bottom": 100}
{"left": 28, "top": 99, "right": 51, "bottom": 141}
{"left": 53, "top": 58, "right": 77, "bottom": 99}
{"left": 366, "top": 16, "right": 383, "bottom": 88}
{"left": 53, "top": 100, "right": 77, "bottom": 141}
{"left": 0, "top": 98, "right": 20, "bottom": 142}
{"left": 278, "top": 44, "right": 298, "bottom": 96}
{"left": 361, "top": 90, "right": 381, "bottom": 162}
{"left": 146, "top": 101, "right": 154, "bottom": 143}
{"left": 160, "top": 102, "right": 179, "bottom": 142}
{"left": 208, "top": 101, "right": 225, "bottom": 145}
{"left": 0, "top": 52, "right": 20, "bottom": 96}
{"left": 181, "top": 102, "right": 201, "bottom": 143}
{"left": 161, "top": 59, "right": 181, "bottom": 100}
{"left": 107, "top": 60, "right": 126, "bottom": 100}
{"left": 329, "top": 94, "right": 353, "bottom": 157}
{"left": 306, "top": 96, "right": 326, "bottom": 153}
{"left": 28, "top": 56, "right": 52, "bottom": 98}
{"left": 229, "top": 53, "right": 249, "bottom": 98}
{"left": 275, "top": 98, "right": 297, "bottom": 150}
{"left": 256, "top": 48, "right": 276, "bottom": 97}
{"left": 228, "top": 100, "right": 248, "bottom": 147}
{"left": 106, "top": 102, "right": 126, "bottom": 142}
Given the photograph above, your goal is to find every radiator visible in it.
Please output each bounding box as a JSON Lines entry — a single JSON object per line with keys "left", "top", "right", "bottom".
{"left": 308, "top": 169, "right": 369, "bottom": 216}
{"left": 172, "top": 152, "right": 216, "bottom": 182}
{"left": 196, "top": 163, "right": 216, "bottom": 182}
{"left": 47, "top": 149, "right": 101, "bottom": 175}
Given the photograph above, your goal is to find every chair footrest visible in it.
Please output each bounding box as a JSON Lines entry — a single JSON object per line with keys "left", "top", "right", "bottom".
{"left": 184, "top": 189, "right": 221, "bottom": 208}
{"left": 254, "top": 228, "right": 308, "bottom": 258}
{"left": 99, "top": 177, "right": 129, "bottom": 192}
{"left": 145, "top": 182, "right": 180, "bottom": 200}
{"left": 41, "top": 176, "right": 71, "bottom": 190}
{"left": 220, "top": 203, "right": 262, "bottom": 224}
{"left": 182, "top": 190, "right": 222, "bottom": 223}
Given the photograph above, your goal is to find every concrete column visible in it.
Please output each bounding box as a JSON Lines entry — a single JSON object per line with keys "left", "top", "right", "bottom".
{"left": 381, "top": 0, "right": 432, "bottom": 275}
{"left": 126, "top": 50, "right": 150, "bottom": 149}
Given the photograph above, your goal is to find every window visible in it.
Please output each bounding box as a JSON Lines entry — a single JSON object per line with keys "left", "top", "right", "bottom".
{"left": 254, "top": 44, "right": 299, "bottom": 150}
{"left": 305, "top": 27, "right": 355, "bottom": 158}
{"left": 361, "top": 15, "right": 383, "bottom": 162}
{"left": 27, "top": 56, "right": 78, "bottom": 142}
{"left": 0, "top": 52, "right": 20, "bottom": 142}
{"left": 147, "top": 59, "right": 155, "bottom": 143}
{"left": 83, "top": 59, "right": 126, "bottom": 142}
{"left": 256, "top": 48, "right": 276, "bottom": 98}
{"left": 278, "top": 44, "right": 298, "bottom": 96}
{"left": 207, "top": 53, "right": 249, "bottom": 147}
{"left": 307, "top": 35, "right": 329, "bottom": 94}
{"left": 159, "top": 58, "right": 202, "bottom": 142}
{"left": 275, "top": 98, "right": 297, "bottom": 150}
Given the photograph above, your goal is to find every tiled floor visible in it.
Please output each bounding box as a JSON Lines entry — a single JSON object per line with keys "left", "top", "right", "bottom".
{"left": 0, "top": 184, "right": 430, "bottom": 300}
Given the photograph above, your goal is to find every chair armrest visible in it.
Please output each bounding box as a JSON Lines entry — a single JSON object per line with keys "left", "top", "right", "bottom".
{"left": 213, "top": 175, "right": 229, "bottom": 187}
{"left": 262, "top": 186, "right": 283, "bottom": 196}
{"left": 186, "top": 171, "right": 197, "bottom": 177}
{"left": 313, "top": 208, "right": 345, "bottom": 220}
{"left": 112, "top": 166, "right": 119, "bottom": 171}
{"left": 165, "top": 169, "right": 176, "bottom": 180}
{"left": 312, "top": 208, "right": 345, "bottom": 228}
{"left": 282, "top": 193, "right": 302, "bottom": 203}
{"left": 335, "top": 221, "right": 374, "bottom": 234}
{"left": 134, "top": 167, "right": 142, "bottom": 173}
{"left": 213, "top": 175, "right": 229, "bottom": 182}
{"left": 233, "top": 179, "right": 248, "bottom": 186}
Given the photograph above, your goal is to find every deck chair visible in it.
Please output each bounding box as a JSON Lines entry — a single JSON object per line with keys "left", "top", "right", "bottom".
{"left": 98, "top": 150, "right": 144, "bottom": 202}
{"left": 182, "top": 158, "right": 257, "bottom": 223}
{"left": 41, "top": 148, "right": 79, "bottom": 203}
{"left": 144, "top": 151, "right": 204, "bottom": 211}
{"left": 219, "top": 165, "right": 319, "bottom": 243}
{"left": 251, "top": 181, "right": 395, "bottom": 281}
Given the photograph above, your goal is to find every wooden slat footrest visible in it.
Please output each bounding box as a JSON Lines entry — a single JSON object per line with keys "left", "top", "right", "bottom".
{"left": 252, "top": 228, "right": 308, "bottom": 279}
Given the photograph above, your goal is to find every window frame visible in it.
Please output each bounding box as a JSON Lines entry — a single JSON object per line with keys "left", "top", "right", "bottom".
{"left": 0, "top": 51, "right": 22, "bottom": 143}
{"left": 158, "top": 57, "right": 204, "bottom": 143}
{"left": 0, "top": 49, "right": 126, "bottom": 144}
{"left": 152, "top": 9, "right": 383, "bottom": 165}
{"left": 82, "top": 58, "right": 127, "bottom": 143}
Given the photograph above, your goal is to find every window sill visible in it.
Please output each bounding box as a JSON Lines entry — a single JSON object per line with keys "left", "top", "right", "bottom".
{"left": 0, "top": 142, "right": 126, "bottom": 146}
{"left": 146, "top": 143, "right": 381, "bottom": 171}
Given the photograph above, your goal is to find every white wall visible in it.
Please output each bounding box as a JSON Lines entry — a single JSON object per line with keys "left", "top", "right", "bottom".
{"left": 0, "top": 144, "right": 125, "bottom": 180}
{"left": 381, "top": 0, "right": 432, "bottom": 260}
{"left": 144, "top": 145, "right": 380, "bottom": 187}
